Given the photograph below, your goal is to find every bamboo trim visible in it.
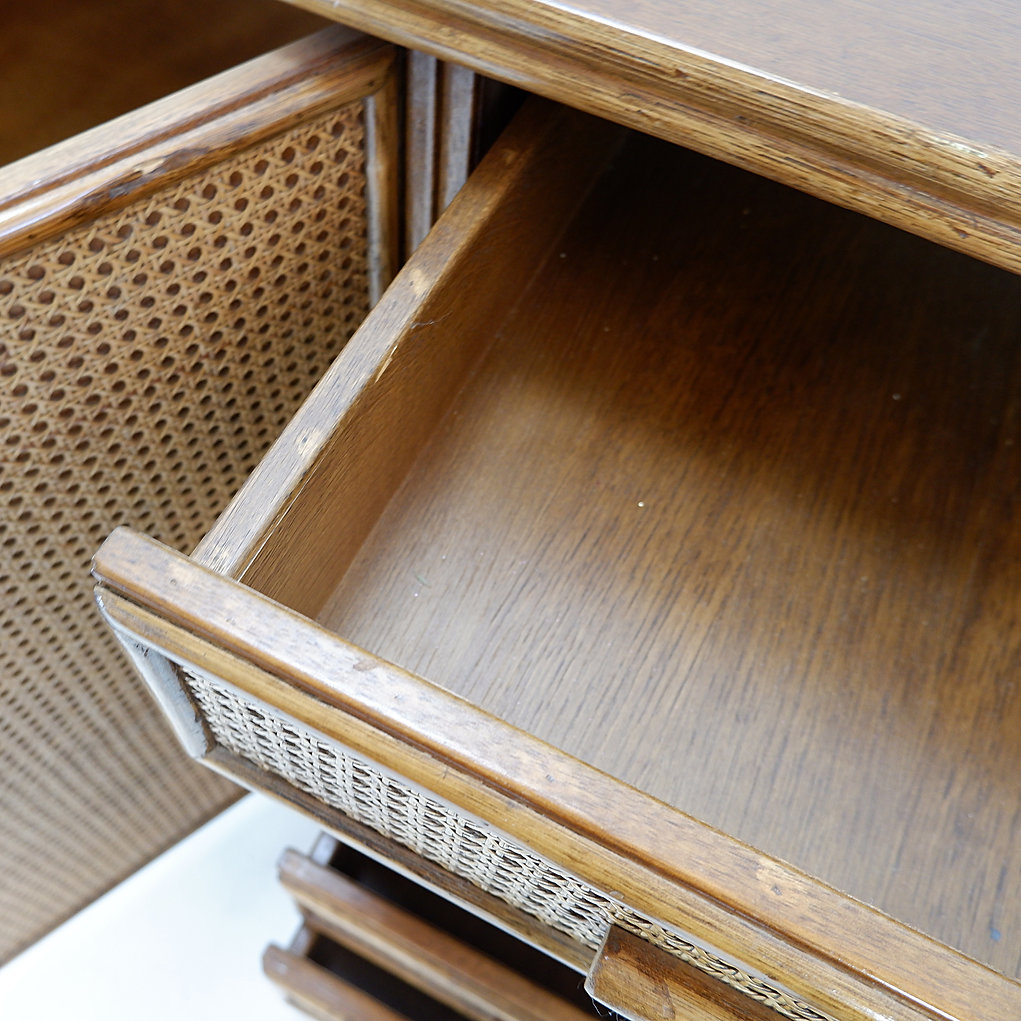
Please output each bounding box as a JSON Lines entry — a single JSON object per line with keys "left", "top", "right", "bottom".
{"left": 405, "top": 50, "right": 440, "bottom": 253}
{"left": 436, "top": 62, "right": 476, "bottom": 212}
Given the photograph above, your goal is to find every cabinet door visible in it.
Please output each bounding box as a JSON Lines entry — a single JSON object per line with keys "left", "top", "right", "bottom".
{"left": 0, "top": 25, "right": 397, "bottom": 962}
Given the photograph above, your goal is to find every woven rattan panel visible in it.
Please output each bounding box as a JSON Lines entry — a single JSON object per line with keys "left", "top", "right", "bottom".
{"left": 0, "top": 105, "right": 370, "bottom": 961}
{"left": 184, "top": 668, "right": 833, "bottom": 1021}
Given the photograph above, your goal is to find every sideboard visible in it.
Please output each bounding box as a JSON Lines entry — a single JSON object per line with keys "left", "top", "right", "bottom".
{"left": 91, "top": 4, "right": 1021, "bottom": 1020}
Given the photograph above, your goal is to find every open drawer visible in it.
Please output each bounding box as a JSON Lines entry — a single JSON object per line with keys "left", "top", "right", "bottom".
{"left": 94, "top": 101, "right": 1021, "bottom": 1021}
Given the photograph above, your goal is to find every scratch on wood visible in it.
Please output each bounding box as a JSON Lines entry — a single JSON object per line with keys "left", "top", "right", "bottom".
{"left": 372, "top": 341, "right": 399, "bottom": 382}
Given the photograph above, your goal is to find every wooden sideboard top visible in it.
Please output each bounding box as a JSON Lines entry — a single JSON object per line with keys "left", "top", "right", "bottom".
{"left": 558, "top": 0, "right": 1020, "bottom": 153}
{"left": 290, "top": 0, "right": 1021, "bottom": 272}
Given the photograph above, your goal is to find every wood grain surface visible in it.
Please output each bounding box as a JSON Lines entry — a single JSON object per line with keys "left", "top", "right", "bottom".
{"left": 318, "top": 130, "right": 1021, "bottom": 980}
{"left": 510, "top": 0, "right": 1021, "bottom": 153}
{"left": 588, "top": 926, "right": 781, "bottom": 1021}
{"left": 0, "top": 0, "right": 327, "bottom": 166}
{"left": 283, "top": 0, "right": 1021, "bottom": 275}
{"left": 95, "top": 531, "right": 1019, "bottom": 1021}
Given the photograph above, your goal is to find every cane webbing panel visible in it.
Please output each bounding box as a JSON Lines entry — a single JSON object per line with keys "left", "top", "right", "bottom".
{"left": 184, "top": 668, "right": 833, "bottom": 1021}
{"left": 0, "top": 103, "right": 369, "bottom": 961}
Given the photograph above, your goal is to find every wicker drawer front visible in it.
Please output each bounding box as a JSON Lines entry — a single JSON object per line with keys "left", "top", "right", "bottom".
{"left": 186, "top": 670, "right": 612, "bottom": 951}
{"left": 94, "top": 97, "right": 1021, "bottom": 1021}
{"left": 0, "top": 27, "right": 397, "bottom": 961}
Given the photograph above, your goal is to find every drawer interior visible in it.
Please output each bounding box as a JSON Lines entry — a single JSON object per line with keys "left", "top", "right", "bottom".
{"left": 211, "top": 108, "right": 1021, "bottom": 979}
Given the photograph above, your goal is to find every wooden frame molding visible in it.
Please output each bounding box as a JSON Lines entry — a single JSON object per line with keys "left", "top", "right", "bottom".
{"left": 278, "top": 849, "right": 595, "bottom": 1021}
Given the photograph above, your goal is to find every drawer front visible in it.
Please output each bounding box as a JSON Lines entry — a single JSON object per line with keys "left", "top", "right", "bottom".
{"left": 0, "top": 26, "right": 397, "bottom": 961}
